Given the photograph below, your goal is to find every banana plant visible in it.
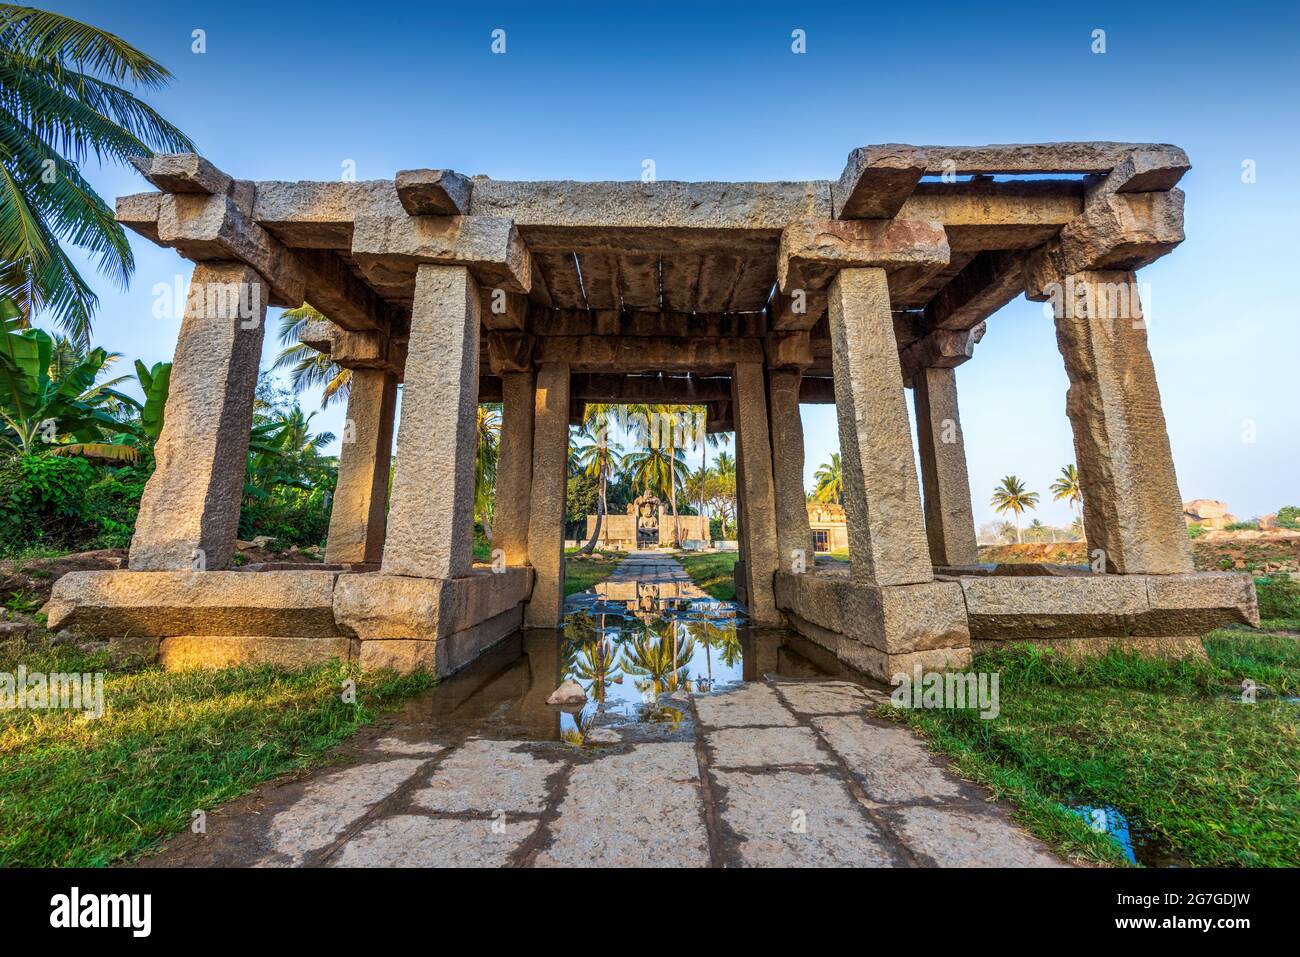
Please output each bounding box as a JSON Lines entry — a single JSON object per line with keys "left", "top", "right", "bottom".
{"left": 0, "top": 297, "right": 137, "bottom": 454}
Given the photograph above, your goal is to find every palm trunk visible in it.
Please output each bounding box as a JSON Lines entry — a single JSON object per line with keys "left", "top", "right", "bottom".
{"left": 1015, "top": 513, "right": 1022, "bottom": 544}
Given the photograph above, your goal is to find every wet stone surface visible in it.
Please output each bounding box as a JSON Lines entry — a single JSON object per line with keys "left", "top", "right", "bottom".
{"left": 141, "top": 552, "right": 1066, "bottom": 868}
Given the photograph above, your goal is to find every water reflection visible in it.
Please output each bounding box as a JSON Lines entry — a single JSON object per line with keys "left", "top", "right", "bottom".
{"left": 412, "top": 555, "right": 838, "bottom": 745}
{"left": 559, "top": 574, "right": 754, "bottom": 741}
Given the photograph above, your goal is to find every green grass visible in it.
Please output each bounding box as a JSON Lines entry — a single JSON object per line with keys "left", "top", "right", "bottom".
{"left": 563, "top": 549, "right": 624, "bottom": 595}
{"left": 677, "top": 551, "right": 739, "bottom": 600}
{"left": 0, "top": 641, "right": 433, "bottom": 866}
{"left": 880, "top": 632, "right": 1300, "bottom": 867}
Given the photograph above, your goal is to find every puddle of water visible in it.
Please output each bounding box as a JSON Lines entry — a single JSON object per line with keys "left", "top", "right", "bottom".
{"left": 408, "top": 556, "right": 848, "bottom": 744}
{"left": 1066, "top": 803, "right": 1186, "bottom": 867}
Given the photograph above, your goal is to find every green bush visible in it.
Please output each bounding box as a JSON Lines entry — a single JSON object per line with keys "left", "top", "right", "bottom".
{"left": 1276, "top": 506, "right": 1299, "bottom": 530}
{"left": 1187, "top": 523, "right": 1207, "bottom": 539}
{"left": 1224, "top": 521, "right": 1260, "bottom": 531}
{"left": 85, "top": 466, "right": 149, "bottom": 548}
{"left": 1255, "top": 576, "right": 1300, "bottom": 620}
{"left": 239, "top": 491, "right": 331, "bottom": 549}
{"left": 0, "top": 455, "right": 99, "bottom": 554}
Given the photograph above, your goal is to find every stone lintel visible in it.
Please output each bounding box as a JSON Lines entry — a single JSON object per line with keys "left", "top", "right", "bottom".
{"left": 395, "top": 168, "right": 473, "bottom": 216}
{"left": 531, "top": 308, "right": 768, "bottom": 339}
{"left": 351, "top": 214, "right": 532, "bottom": 293}
{"left": 763, "top": 330, "right": 813, "bottom": 370}
{"left": 569, "top": 372, "right": 733, "bottom": 404}
{"left": 778, "top": 218, "right": 950, "bottom": 295}
{"left": 835, "top": 145, "right": 928, "bottom": 219}
{"left": 486, "top": 331, "right": 536, "bottom": 374}
{"left": 705, "top": 399, "right": 733, "bottom": 434}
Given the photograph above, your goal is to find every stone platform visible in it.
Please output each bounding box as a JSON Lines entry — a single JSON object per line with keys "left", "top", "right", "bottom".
{"left": 774, "top": 565, "right": 1258, "bottom": 679}
{"left": 44, "top": 566, "right": 534, "bottom": 675}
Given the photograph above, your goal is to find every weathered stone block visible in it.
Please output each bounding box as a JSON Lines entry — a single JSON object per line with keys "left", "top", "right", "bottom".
{"left": 356, "top": 605, "right": 522, "bottom": 675}
{"left": 960, "top": 574, "right": 1148, "bottom": 639}
{"left": 45, "top": 570, "right": 341, "bottom": 637}
{"left": 333, "top": 569, "right": 531, "bottom": 640}
{"left": 159, "top": 635, "right": 354, "bottom": 670}
{"left": 842, "top": 579, "right": 971, "bottom": 654}
{"left": 1139, "top": 572, "right": 1259, "bottom": 634}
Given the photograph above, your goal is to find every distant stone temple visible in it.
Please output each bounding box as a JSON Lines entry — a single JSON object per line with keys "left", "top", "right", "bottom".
{"left": 584, "top": 493, "right": 709, "bottom": 548}
{"left": 1183, "top": 499, "right": 1238, "bottom": 530}
{"left": 46, "top": 143, "right": 1258, "bottom": 680}
{"left": 807, "top": 501, "right": 849, "bottom": 552}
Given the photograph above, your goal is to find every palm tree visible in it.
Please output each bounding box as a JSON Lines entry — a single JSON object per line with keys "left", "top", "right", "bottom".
{"left": 625, "top": 402, "right": 691, "bottom": 546}
{"left": 813, "top": 453, "right": 844, "bottom": 505}
{"left": 1050, "top": 463, "right": 1084, "bottom": 539}
{"left": 990, "top": 475, "right": 1039, "bottom": 544}
{"left": 475, "top": 404, "right": 501, "bottom": 541}
{"left": 0, "top": 5, "right": 192, "bottom": 345}
{"left": 571, "top": 403, "right": 620, "bottom": 554}
{"left": 272, "top": 306, "right": 350, "bottom": 407}
{"left": 623, "top": 444, "right": 689, "bottom": 523}
{"left": 710, "top": 450, "right": 738, "bottom": 537}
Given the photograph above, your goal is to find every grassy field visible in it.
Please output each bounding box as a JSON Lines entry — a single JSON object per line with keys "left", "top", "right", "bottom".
{"left": 677, "top": 551, "right": 739, "bottom": 600}
{"left": 0, "top": 640, "right": 432, "bottom": 866}
{"left": 882, "top": 628, "right": 1300, "bottom": 867}
{"left": 563, "top": 548, "right": 625, "bottom": 595}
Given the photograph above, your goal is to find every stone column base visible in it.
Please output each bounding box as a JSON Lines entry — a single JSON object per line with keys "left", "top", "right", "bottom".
{"left": 45, "top": 567, "right": 534, "bottom": 677}
{"left": 774, "top": 569, "right": 972, "bottom": 682}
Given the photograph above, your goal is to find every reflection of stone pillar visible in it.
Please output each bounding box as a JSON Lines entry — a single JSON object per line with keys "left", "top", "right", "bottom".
{"left": 325, "top": 368, "right": 396, "bottom": 565}
{"left": 130, "top": 262, "right": 267, "bottom": 571}
{"left": 827, "top": 267, "right": 932, "bottom": 586}
{"left": 731, "top": 361, "right": 781, "bottom": 622}
{"left": 382, "top": 264, "right": 480, "bottom": 579}
{"left": 1053, "top": 270, "right": 1193, "bottom": 573}
{"left": 492, "top": 370, "right": 535, "bottom": 566}
{"left": 912, "top": 366, "right": 978, "bottom": 567}
{"left": 525, "top": 362, "right": 570, "bottom": 627}
{"left": 768, "top": 368, "right": 814, "bottom": 572}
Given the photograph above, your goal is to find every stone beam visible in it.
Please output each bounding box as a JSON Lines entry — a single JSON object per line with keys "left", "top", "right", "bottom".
{"left": 834, "top": 146, "right": 928, "bottom": 219}
{"left": 1023, "top": 188, "right": 1185, "bottom": 295}
{"left": 528, "top": 308, "right": 767, "bottom": 339}
{"left": 486, "top": 331, "right": 535, "bottom": 374}
{"left": 922, "top": 250, "right": 1024, "bottom": 331}
{"left": 570, "top": 373, "right": 733, "bottom": 404}
{"left": 299, "top": 319, "right": 402, "bottom": 374}
{"left": 395, "top": 169, "right": 473, "bottom": 216}
{"left": 777, "top": 218, "right": 950, "bottom": 296}
{"left": 1109, "top": 148, "right": 1191, "bottom": 193}
{"left": 118, "top": 187, "right": 392, "bottom": 331}
{"left": 798, "top": 376, "right": 836, "bottom": 404}
{"left": 763, "top": 330, "right": 813, "bottom": 369}
{"left": 916, "top": 142, "right": 1188, "bottom": 176}
{"left": 130, "top": 153, "right": 233, "bottom": 195}
{"left": 480, "top": 288, "right": 528, "bottom": 330}
{"left": 351, "top": 214, "right": 532, "bottom": 294}
{"left": 534, "top": 335, "right": 764, "bottom": 373}
{"left": 899, "top": 323, "right": 985, "bottom": 386}
{"left": 766, "top": 287, "right": 827, "bottom": 331}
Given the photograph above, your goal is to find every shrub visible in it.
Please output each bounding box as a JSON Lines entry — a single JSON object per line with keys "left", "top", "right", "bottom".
{"left": 85, "top": 466, "right": 149, "bottom": 548}
{"left": 1276, "top": 506, "right": 1299, "bottom": 530}
{"left": 239, "top": 491, "right": 331, "bottom": 549}
{"left": 1224, "top": 521, "right": 1260, "bottom": 531}
{"left": 1187, "top": 523, "right": 1207, "bottom": 539}
{"left": 0, "top": 455, "right": 98, "bottom": 554}
{"left": 1255, "top": 576, "right": 1300, "bottom": 621}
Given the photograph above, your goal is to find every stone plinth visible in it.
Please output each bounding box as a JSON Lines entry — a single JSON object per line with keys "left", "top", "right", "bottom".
{"left": 45, "top": 567, "right": 533, "bottom": 676}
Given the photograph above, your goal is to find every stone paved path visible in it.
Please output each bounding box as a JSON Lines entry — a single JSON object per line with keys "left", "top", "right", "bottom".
{"left": 143, "top": 553, "right": 1066, "bottom": 868}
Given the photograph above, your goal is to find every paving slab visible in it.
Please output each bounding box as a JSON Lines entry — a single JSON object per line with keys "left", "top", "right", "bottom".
{"left": 534, "top": 743, "right": 709, "bottom": 867}
{"left": 330, "top": 814, "right": 526, "bottom": 867}
{"left": 710, "top": 769, "right": 901, "bottom": 867}
{"left": 693, "top": 682, "right": 799, "bottom": 728}
{"left": 413, "top": 739, "right": 561, "bottom": 814}
{"left": 812, "top": 714, "right": 975, "bottom": 805}
{"left": 706, "top": 726, "right": 830, "bottom": 769}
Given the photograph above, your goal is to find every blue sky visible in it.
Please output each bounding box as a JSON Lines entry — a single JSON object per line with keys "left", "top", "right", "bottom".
{"left": 37, "top": 0, "right": 1300, "bottom": 528}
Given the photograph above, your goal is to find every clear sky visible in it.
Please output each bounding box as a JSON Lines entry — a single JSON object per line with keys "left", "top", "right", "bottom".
{"left": 35, "top": 0, "right": 1300, "bottom": 529}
